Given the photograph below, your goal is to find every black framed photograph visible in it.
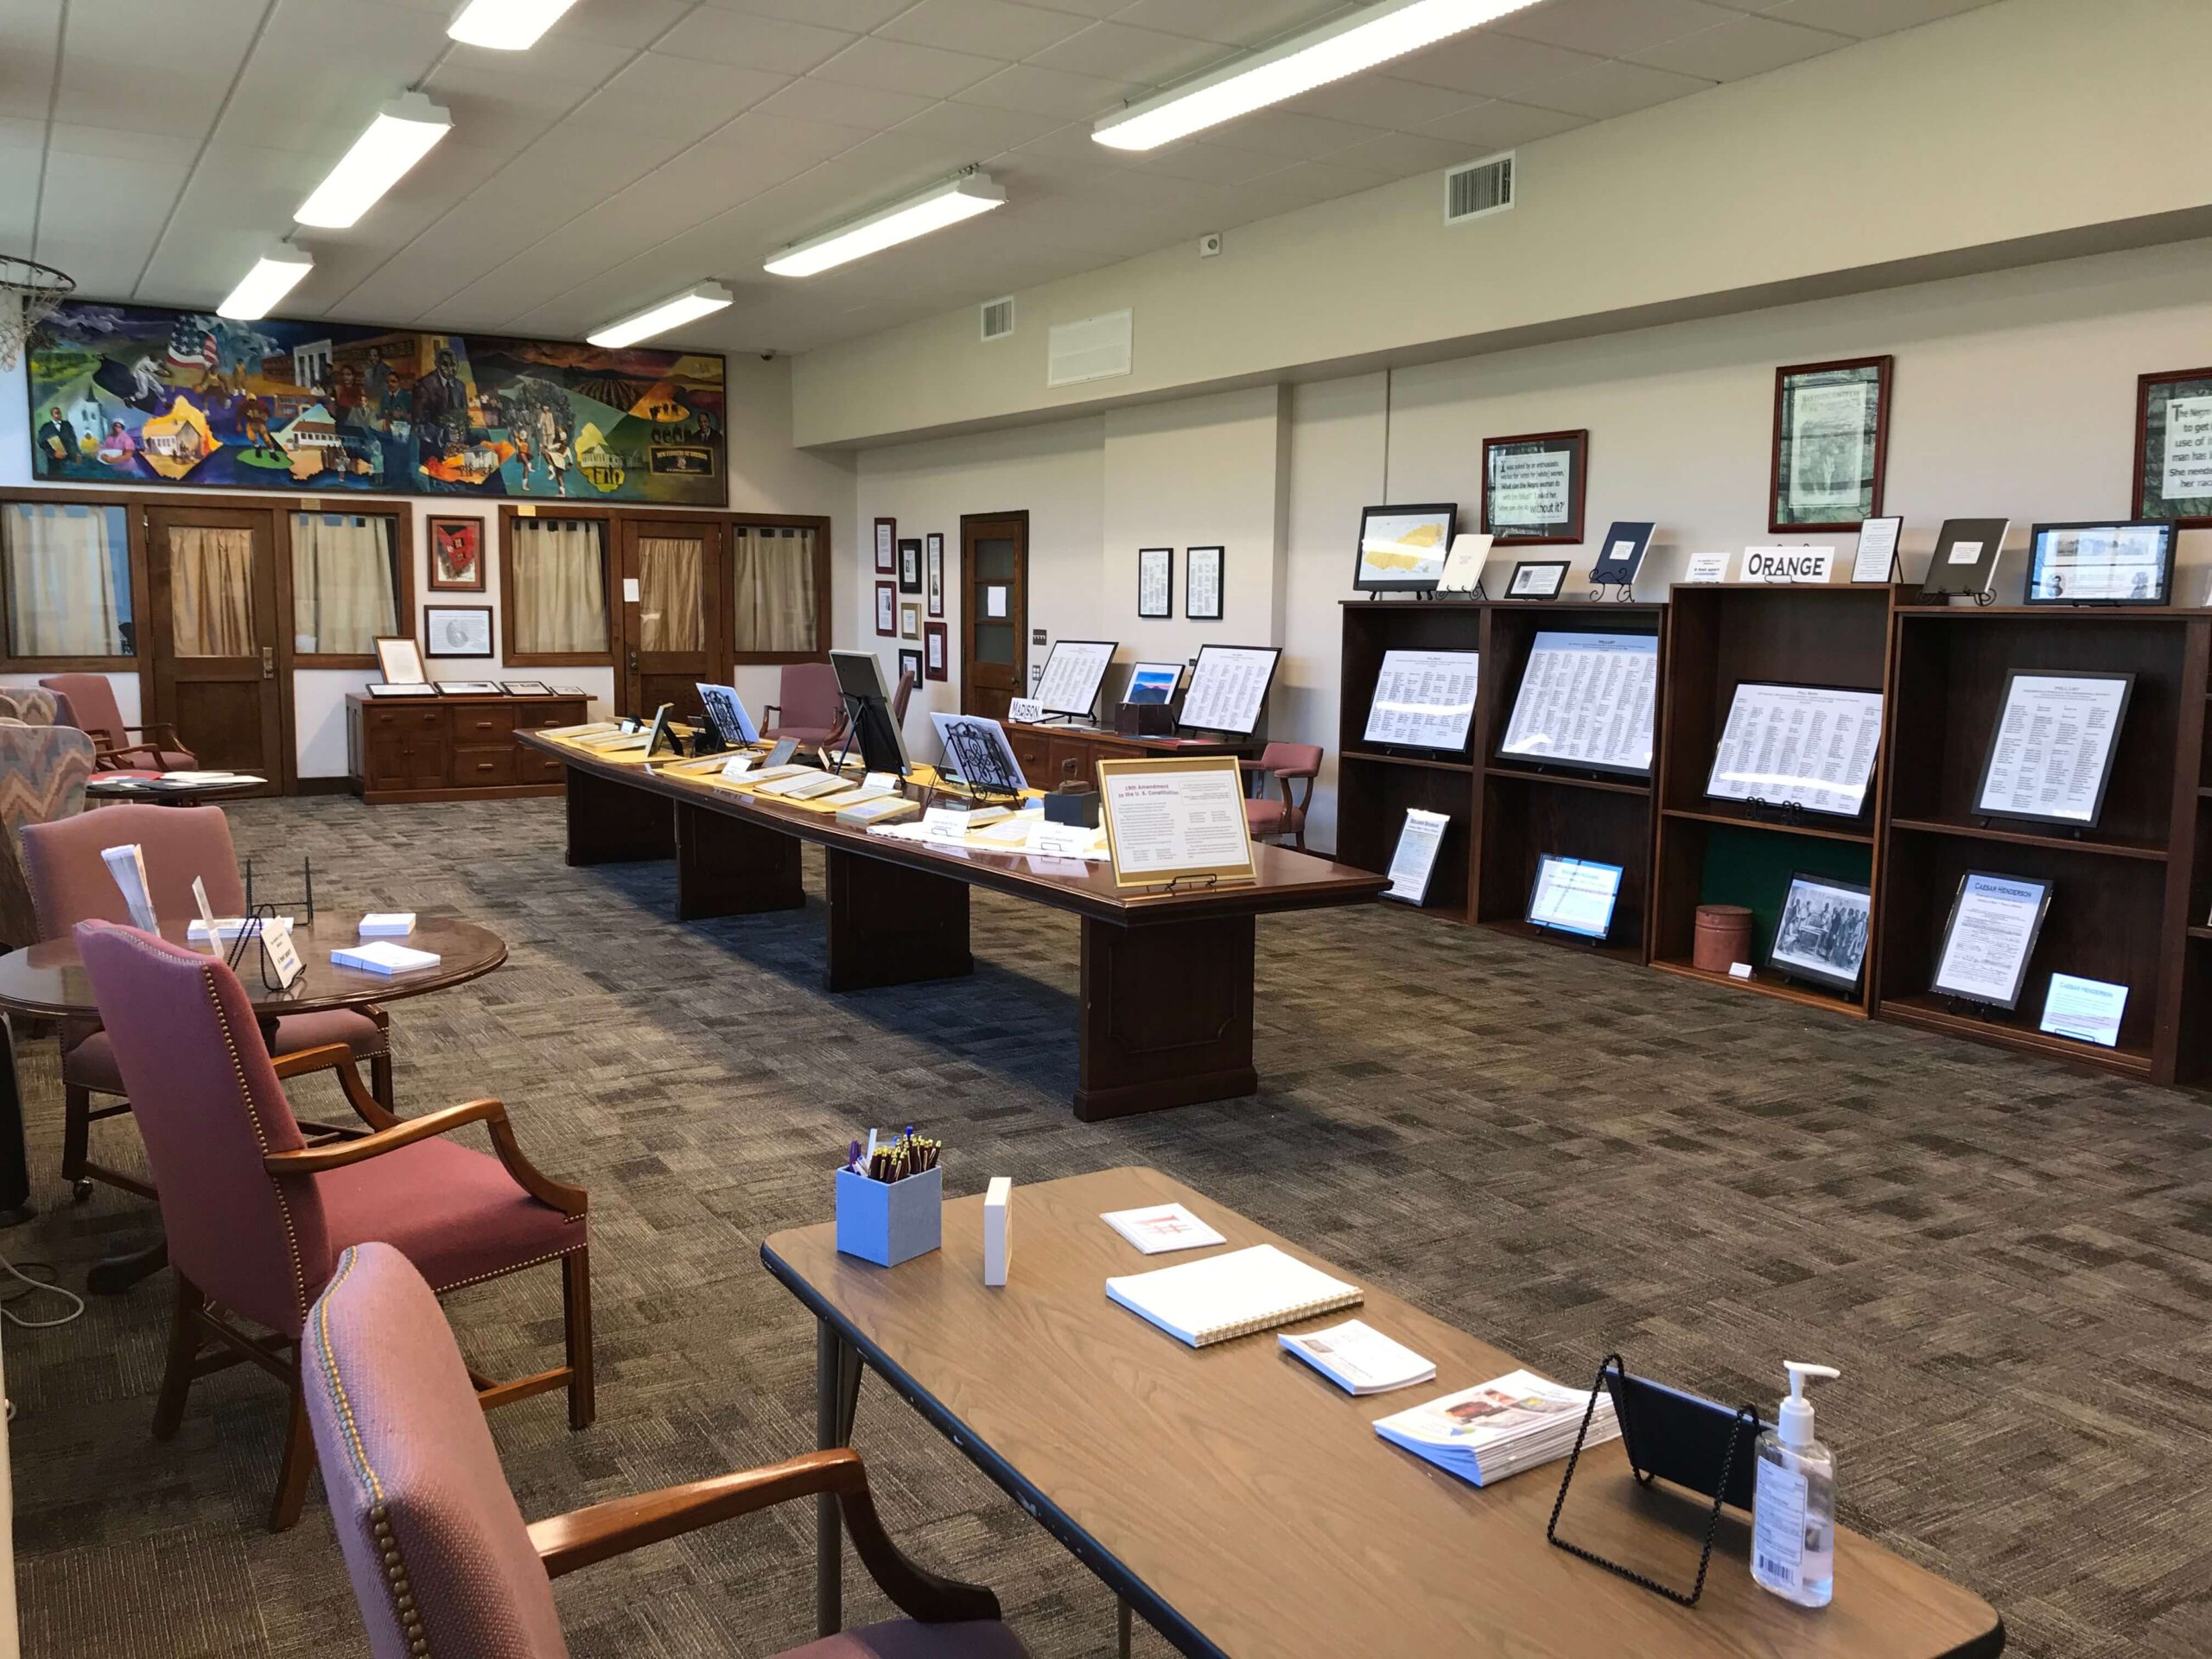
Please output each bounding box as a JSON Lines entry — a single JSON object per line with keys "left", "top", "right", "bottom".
{"left": 898, "top": 646, "right": 924, "bottom": 688}
{"left": 1930, "top": 871, "right": 2052, "bottom": 1011}
{"left": 1974, "top": 670, "right": 2132, "bottom": 830}
{"left": 1138, "top": 545, "right": 1173, "bottom": 618}
{"left": 501, "top": 679, "right": 551, "bottom": 696}
{"left": 1481, "top": 431, "right": 1585, "bottom": 545}
{"left": 1354, "top": 504, "right": 1455, "bottom": 591}
{"left": 2134, "top": 365, "right": 2212, "bottom": 527}
{"left": 1505, "top": 559, "right": 1568, "bottom": 599}
{"left": 1770, "top": 356, "right": 1891, "bottom": 531}
{"left": 423, "top": 604, "right": 494, "bottom": 658}
{"left": 875, "top": 517, "right": 896, "bottom": 574}
{"left": 1186, "top": 545, "right": 1224, "bottom": 620}
{"left": 898, "top": 537, "right": 922, "bottom": 594}
{"left": 925, "top": 532, "right": 945, "bottom": 618}
{"left": 1768, "top": 872, "right": 1872, "bottom": 994}
{"left": 2024, "top": 520, "right": 2175, "bottom": 606}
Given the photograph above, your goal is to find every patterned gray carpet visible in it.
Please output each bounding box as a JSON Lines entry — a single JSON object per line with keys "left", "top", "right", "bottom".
{"left": 3, "top": 796, "right": 2201, "bottom": 1657}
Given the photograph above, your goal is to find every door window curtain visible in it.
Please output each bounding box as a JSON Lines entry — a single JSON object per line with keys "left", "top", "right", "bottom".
{"left": 637, "top": 536, "right": 704, "bottom": 652}
{"left": 4, "top": 503, "right": 128, "bottom": 657}
{"left": 168, "top": 525, "right": 255, "bottom": 658}
{"left": 512, "top": 519, "right": 608, "bottom": 654}
{"left": 731, "top": 525, "right": 816, "bottom": 655}
{"left": 292, "top": 513, "right": 397, "bottom": 655}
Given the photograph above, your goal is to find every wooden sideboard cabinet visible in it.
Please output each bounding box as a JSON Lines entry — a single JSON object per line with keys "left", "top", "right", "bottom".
{"left": 1003, "top": 720, "right": 1252, "bottom": 790}
{"left": 346, "top": 692, "right": 589, "bottom": 804}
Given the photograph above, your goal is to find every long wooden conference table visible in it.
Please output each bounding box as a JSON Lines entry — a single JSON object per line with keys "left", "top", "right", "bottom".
{"left": 518, "top": 731, "right": 1385, "bottom": 1118}
{"left": 766, "top": 1167, "right": 2005, "bottom": 1659}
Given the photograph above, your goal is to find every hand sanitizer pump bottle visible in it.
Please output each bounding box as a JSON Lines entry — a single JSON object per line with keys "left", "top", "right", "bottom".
{"left": 1752, "top": 1361, "right": 1840, "bottom": 1608}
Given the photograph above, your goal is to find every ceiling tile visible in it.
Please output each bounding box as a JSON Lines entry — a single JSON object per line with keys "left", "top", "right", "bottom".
{"left": 878, "top": 0, "right": 1093, "bottom": 59}
{"left": 1326, "top": 129, "right": 1492, "bottom": 178}
{"left": 1110, "top": 0, "right": 1356, "bottom": 48}
{"left": 1519, "top": 58, "right": 1715, "bottom": 119}
{"left": 1284, "top": 75, "right": 1475, "bottom": 130}
{"left": 1632, "top": 15, "right": 1853, "bottom": 79}
{"left": 1390, "top": 29, "right": 1605, "bottom": 98}
{"left": 0, "top": 143, "right": 41, "bottom": 251}
{"left": 1027, "top": 22, "right": 1234, "bottom": 86}
{"left": 1495, "top": 0, "right": 1748, "bottom": 57}
{"left": 1002, "top": 0, "right": 1124, "bottom": 17}
{"left": 0, "top": 1, "right": 60, "bottom": 122}
{"left": 751, "top": 76, "right": 939, "bottom": 132}
{"left": 697, "top": 0, "right": 911, "bottom": 29}
{"left": 652, "top": 9, "right": 859, "bottom": 75}
{"left": 696, "top": 108, "right": 868, "bottom": 173}
{"left": 810, "top": 36, "right": 1010, "bottom": 101}
{"left": 216, "top": 7, "right": 455, "bottom": 151}
{"left": 878, "top": 99, "right": 1067, "bottom": 161}
{"left": 1415, "top": 98, "right": 1589, "bottom": 150}
{"left": 1757, "top": 0, "right": 1999, "bottom": 36}
{"left": 571, "top": 56, "right": 789, "bottom": 139}
{"left": 1135, "top": 141, "right": 1292, "bottom": 186}
{"left": 544, "top": 0, "right": 694, "bottom": 48}
{"left": 955, "top": 62, "right": 1139, "bottom": 120}
{"left": 1203, "top": 107, "right": 1391, "bottom": 162}
{"left": 423, "top": 57, "right": 602, "bottom": 150}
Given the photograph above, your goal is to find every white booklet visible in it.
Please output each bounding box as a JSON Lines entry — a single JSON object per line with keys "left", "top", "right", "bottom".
{"left": 331, "top": 940, "right": 442, "bottom": 976}
{"left": 1373, "top": 1370, "right": 1617, "bottom": 1487}
{"left": 1107, "top": 1244, "right": 1361, "bottom": 1348}
{"left": 1101, "top": 1202, "right": 1226, "bottom": 1255}
{"left": 1280, "top": 1320, "right": 1435, "bottom": 1395}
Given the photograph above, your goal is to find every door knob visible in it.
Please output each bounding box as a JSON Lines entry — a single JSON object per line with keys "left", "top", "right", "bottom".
{"left": 262, "top": 645, "right": 275, "bottom": 679}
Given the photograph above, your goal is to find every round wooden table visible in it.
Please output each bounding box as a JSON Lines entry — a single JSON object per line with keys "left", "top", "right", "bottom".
{"left": 84, "top": 773, "right": 270, "bottom": 806}
{"left": 0, "top": 916, "right": 507, "bottom": 1288}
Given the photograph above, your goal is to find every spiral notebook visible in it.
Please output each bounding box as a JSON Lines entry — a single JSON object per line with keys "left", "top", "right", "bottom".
{"left": 1106, "top": 1244, "right": 1362, "bottom": 1347}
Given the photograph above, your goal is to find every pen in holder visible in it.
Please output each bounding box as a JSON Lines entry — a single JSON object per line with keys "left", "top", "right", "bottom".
{"left": 835, "top": 1129, "right": 944, "bottom": 1267}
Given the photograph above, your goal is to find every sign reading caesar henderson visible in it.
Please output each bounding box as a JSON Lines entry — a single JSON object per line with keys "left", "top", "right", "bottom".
{"left": 1742, "top": 546, "right": 1837, "bottom": 584}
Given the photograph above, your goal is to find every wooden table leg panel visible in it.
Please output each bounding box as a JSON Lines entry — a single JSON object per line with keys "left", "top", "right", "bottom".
{"left": 1075, "top": 915, "right": 1256, "bottom": 1120}
{"left": 675, "top": 801, "right": 804, "bottom": 920}
{"left": 563, "top": 765, "right": 673, "bottom": 867}
{"left": 823, "top": 849, "right": 973, "bottom": 992}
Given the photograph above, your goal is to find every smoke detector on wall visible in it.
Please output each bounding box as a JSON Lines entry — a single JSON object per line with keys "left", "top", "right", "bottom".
{"left": 1198, "top": 232, "right": 1222, "bottom": 258}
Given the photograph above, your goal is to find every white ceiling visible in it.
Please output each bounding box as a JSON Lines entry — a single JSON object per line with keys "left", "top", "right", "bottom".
{"left": 2, "top": 0, "right": 2000, "bottom": 355}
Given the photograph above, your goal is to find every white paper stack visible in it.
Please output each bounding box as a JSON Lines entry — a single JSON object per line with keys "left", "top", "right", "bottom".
{"left": 1107, "top": 1244, "right": 1361, "bottom": 1348}
{"left": 1100, "top": 1202, "right": 1225, "bottom": 1255}
{"left": 1279, "top": 1320, "right": 1436, "bottom": 1395}
{"left": 1373, "top": 1370, "right": 1617, "bottom": 1486}
{"left": 359, "top": 912, "right": 416, "bottom": 937}
{"left": 188, "top": 916, "right": 296, "bottom": 940}
{"left": 331, "top": 940, "right": 442, "bottom": 976}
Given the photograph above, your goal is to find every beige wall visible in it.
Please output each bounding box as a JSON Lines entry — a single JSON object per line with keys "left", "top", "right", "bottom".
{"left": 851, "top": 236, "right": 2212, "bottom": 855}
{"left": 794, "top": 0, "right": 2212, "bottom": 449}
{"left": 0, "top": 355, "right": 856, "bottom": 776}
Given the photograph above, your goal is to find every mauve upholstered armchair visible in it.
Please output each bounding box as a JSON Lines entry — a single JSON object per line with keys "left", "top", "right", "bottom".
{"left": 308, "top": 1243, "right": 1027, "bottom": 1659}
{"left": 75, "top": 922, "right": 593, "bottom": 1532}
{"left": 761, "top": 661, "right": 847, "bottom": 748}
{"left": 1242, "top": 742, "right": 1323, "bottom": 851}
{"left": 22, "top": 803, "right": 392, "bottom": 1203}
{"left": 41, "top": 672, "right": 196, "bottom": 770}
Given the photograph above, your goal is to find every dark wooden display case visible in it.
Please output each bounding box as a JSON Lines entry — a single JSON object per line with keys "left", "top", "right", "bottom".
{"left": 346, "top": 690, "right": 588, "bottom": 804}
{"left": 1876, "top": 605, "right": 2210, "bottom": 1082}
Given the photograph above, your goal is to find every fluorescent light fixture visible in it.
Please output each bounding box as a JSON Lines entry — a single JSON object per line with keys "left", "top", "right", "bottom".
{"left": 588, "top": 283, "right": 734, "bottom": 349}
{"left": 448, "top": 0, "right": 580, "bottom": 50}
{"left": 1094, "top": 0, "right": 1538, "bottom": 151}
{"left": 218, "top": 246, "right": 315, "bottom": 321}
{"left": 764, "top": 175, "right": 1005, "bottom": 278}
{"left": 295, "top": 93, "right": 452, "bottom": 229}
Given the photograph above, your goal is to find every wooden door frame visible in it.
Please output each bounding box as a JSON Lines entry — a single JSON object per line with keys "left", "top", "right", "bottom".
{"left": 616, "top": 511, "right": 725, "bottom": 718}
{"left": 959, "top": 510, "right": 1028, "bottom": 718}
{"left": 143, "top": 499, "right": 299, "bottom": 794}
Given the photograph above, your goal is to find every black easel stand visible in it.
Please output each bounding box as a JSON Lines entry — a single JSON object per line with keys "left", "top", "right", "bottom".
{"left": 1588, "top": 579, "right": 1636, "bottom": 604}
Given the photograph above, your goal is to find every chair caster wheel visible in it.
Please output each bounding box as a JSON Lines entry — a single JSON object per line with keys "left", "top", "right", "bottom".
{"left": 71, "top": 1179, "right": 93, "bottom": 1203}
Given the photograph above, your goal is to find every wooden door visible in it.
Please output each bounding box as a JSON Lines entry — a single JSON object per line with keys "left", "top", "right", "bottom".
{"left": 618, "top": 517, "right": 721, "bottom": 720}
{"left": 960, "top": 512, "right": 1027, "bottom": 722}
{"left": 144, "top": 504, "right": 283, "bottom": 792}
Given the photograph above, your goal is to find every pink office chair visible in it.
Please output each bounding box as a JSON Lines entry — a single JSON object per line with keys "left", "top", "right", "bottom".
{"left": 307, "top": 1243, "right": 1025, "bottom": 1659}
{"left": 22, "top": 804, "right": 392, "bottom": 1202}
{"left": 74, "top": 923, "right": 592, "bottom": 1532}
{"left": 761, "top": 662, "right": 847, "bottom": 747}
{"left": 1243, "top": 742, "right": 1323, "bottom": 851}
{"left": 41, "top": 673, "right": 196, "bottom": 770}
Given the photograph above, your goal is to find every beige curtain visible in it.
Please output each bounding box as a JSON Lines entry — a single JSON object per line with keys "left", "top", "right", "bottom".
{"left": 292, "top": 513, "right": 397, "bottom": 654}
{"left": 512, "top": 519, "right": 607, "bottom": 654}
{"left": 4, "top": 503, "right": 124, "bottom": 657}
{"left": 168, "top": 525, "right": 254, "bottom": 658}
{"left": 638, "top": 535, "right": 703, "bottom": 651}
{"left": 731, "top": 525, "right": 816, "bottom": 654}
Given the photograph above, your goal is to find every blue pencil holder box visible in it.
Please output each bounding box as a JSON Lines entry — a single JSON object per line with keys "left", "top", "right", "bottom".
{"left": 836, "top": 1165, "right": 943, "bottom": 1267}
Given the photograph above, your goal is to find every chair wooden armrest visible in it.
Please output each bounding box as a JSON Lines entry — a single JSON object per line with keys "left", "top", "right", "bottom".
{"left": 528, "top": 1447, "right": 1000, "bottom": 1624}
{"left": 93, "top": 739, "right": 164, "bottom": 771}
{"left": 262, "top": 1087, "right": 588, "bottom": 1217}
{"left": 272, "top": 1044, "right": 399, "bottom": 1129}
{"left": 760, "top": 702, "right": 784, "bottom": 728}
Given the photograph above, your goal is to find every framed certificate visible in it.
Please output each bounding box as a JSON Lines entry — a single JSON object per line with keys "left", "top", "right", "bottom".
{"left": 899, "top": 538, "right": 923, "bottom": 594}
{"left": 1482, "top": 430, "right": 1585, "bottom": 545}
{"left": 1096, "top": 754, "right": 1257, "bottom": 889}
{"left": 2133, "top": 365, "right": 2212, "bottom": 527}
{"left": 874, "top": 581, "right": 895, "bottom": 638}
{"left": 374, "top": 634, "right": 426, "bottom": 685}
{"left": 1930, "top": 872, "right": 2051, "bottom": 1010}
{"left": 1768, "top": 872, "right": 1871, "bottom": 994}
{"left": 925, "top": 532, "right": 946, "bottom": 618}
{"left": 1973, "top": 671, "right": 2131, "bottom": 829}
{"left": 874, "top": 517, "right": 896, "bottom": 575}
{"left": 1185, "top": 545, "right": 1224, "bottom": 620}
{"left": 2023, "top": 520, "right": 2175, "bottom": 606}
{"left": 1770, "top": 356, "right": 1890, "bottom": 531}
{"left": 1138, "top": 546, "right": 1173, "bottom": 618}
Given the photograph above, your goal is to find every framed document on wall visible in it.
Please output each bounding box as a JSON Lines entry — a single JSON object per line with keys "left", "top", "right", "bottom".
{"left": 925, "top": 533, "right": 945, "bottom": 617}
{"left": 874, "top": 581, "right": 895, "bottom": 638}
{"left": 2134, "top": 365, "right": 2212, "bottom": 527}
{"left": 1186, "top": 545, "right": 1224, "bottom": 620}
{"left": 874, "top": 518, "right": 896, "bottom": 575}
{"left": 1481, "top": 431, "right": 1585, "bottom": 545}
{"left": 1138, "top": 546, "right": 1173, "bottom": 618}
{"left": 1770, "top": 356, "right": 1891, "bottom": 532}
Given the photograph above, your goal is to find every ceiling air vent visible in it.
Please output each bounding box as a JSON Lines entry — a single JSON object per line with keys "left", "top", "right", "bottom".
{"left": 1445, "top": 152, "right": 1514, "bottom": 225}
{"left": 1047, "top": 308, "right": 1133, "bottom": 388}
{"left": 980, "top": 296, "right": 1014, "bottom": 340}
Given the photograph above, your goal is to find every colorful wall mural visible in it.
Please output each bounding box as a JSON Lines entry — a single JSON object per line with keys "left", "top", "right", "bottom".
{"left": 23, "top": 301, "right": 727, "bottom": 505}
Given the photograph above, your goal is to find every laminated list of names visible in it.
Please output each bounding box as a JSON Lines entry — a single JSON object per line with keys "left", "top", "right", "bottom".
{"left": 1707, "top": 683, "right": 1883, "bottom": 817}
{"left": 1497, "top": 632, "right": 1658, "bottom": 774}
{"left": 1975, "top": 674, "right": 2128, "bottom": 825}
{"left": 1363, "top": 650, "right": 1478, "bottom": 750}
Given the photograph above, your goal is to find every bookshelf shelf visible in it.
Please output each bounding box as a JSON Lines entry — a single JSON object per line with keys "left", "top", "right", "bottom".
{"left": 1886, "top": 816, "right": 2169, "bottom": 862}
{"left": 1341, "top": 749, "right": 1476, "bottom": 774}
{"left": 1660, "top": 806, "right": 1875, "bottom": 847}
{"left": 1484, "top": 766, "right": 1650, "bottom": 798}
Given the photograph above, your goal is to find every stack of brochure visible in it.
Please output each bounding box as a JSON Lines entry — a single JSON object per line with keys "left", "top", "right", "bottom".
{"left": 1372, "top": 1370, "right": 1616, "bottom": 1486}
{"left": 1280, "top": 1320, "right": 1435, "bottom": 1395}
